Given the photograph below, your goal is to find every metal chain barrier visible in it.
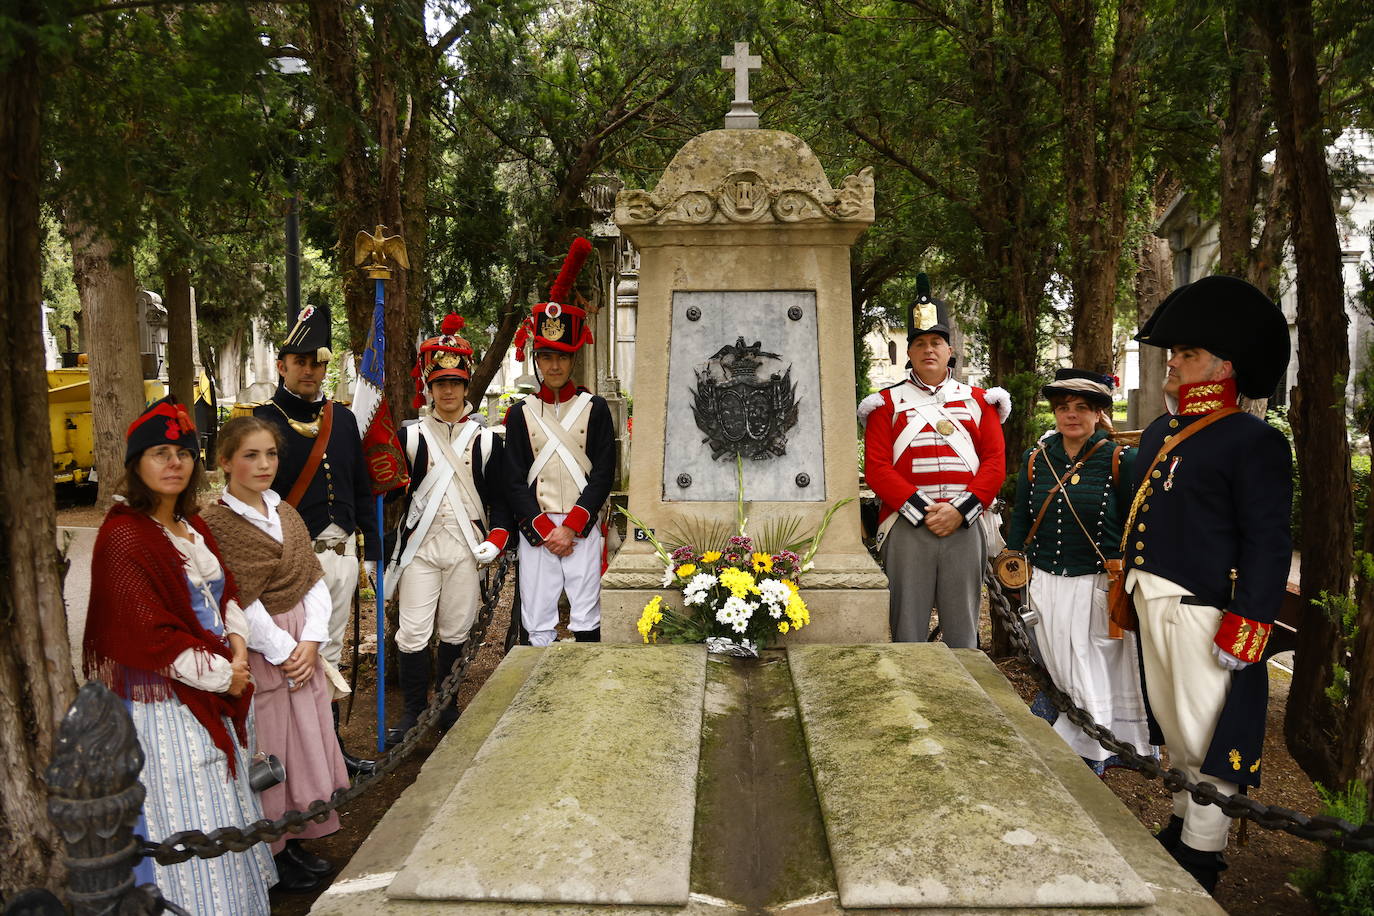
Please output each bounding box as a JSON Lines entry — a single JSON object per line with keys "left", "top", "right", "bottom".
{"left": 139, "top": 555, "right": 512, "bottom": 865}
{"left": 983, "top": 567, "right": 1374, "bottom": 853}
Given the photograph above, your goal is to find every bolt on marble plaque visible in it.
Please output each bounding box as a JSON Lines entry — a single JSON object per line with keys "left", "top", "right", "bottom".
{"left": 664, "top": 290, "right": 824, "bottom": 502}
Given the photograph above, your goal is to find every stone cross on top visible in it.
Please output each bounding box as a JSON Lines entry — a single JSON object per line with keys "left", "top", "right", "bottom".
{"left": 721, "top": 41, "right": 761, "bottom": 130}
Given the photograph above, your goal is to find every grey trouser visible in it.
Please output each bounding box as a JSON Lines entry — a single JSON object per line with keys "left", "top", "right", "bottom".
{"left": 880, "top": 517, "right": 984, "bottom": 647}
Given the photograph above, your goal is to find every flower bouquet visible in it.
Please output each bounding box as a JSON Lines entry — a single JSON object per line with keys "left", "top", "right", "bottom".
{"left": 622, "top": 463, "right": 851, "bottom": 656}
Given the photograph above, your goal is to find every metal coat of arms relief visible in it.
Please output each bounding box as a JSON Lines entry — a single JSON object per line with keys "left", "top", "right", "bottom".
{"left": 691, "top": 337, "right": 799, "bottom": 460}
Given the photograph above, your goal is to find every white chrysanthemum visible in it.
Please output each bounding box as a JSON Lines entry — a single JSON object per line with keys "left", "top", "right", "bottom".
{"left": 722, "top": 595, "right": 752, "bottom": 620}
{"left": 758, "top": 579, "right": 790, "bottom": 606}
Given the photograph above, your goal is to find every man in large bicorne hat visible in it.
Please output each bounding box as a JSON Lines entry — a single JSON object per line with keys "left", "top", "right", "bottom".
{"left": 1125, "top": 274, "right": 1292, "bottom": 893}
{"left": 381, "top": 314, "right": 512, "bottom": 746}
{"left": 504, "top": 238, "right": 616, "bottom": 646}
{"left": 860, "top": 274, "right": 1009, "bottom": 647}
{"left": 248, "top": 302, "right": 377, "bottom": 775}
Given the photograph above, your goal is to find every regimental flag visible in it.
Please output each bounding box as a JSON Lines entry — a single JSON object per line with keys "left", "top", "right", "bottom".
{"left": 353, "top": 295, "right": 409, "bottom": 494}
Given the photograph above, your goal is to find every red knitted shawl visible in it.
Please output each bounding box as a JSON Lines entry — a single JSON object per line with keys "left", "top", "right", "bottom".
{"left": 83, "top": 505, "right": 252, "bottom": 776}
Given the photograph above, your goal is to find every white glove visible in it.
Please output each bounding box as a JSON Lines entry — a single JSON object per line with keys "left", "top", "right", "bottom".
{"left": 473, "top": 540, "right": 500, "bottom": 565}
{"left": 1211, "top": 643, "right": 1250, "bottom": 672}
{"left": 363, "top": 560, "right": 376, "bottom": 584}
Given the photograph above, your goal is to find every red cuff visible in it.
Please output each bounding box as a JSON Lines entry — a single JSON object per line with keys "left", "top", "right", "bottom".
{"left": 564, "top": 506, "right": 591, "bottom": 535}
{"left": 1214, "top": 612, "right": 1271, "bottom": 664}
{"left": 485, "top": 529, "right": 509, "bottom": 552}
{"left": 532, "top": 513, "right": 557, "bottom": 540}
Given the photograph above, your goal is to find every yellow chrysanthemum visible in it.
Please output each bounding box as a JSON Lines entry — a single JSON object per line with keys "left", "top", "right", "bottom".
{"left": 675, "top": 563, "right": 697, "bottom": 579}
{"left": 784, "top": 587, "right": 809, "bottom": 629}
{"left": 751, "top": 552, "right": 774, "bottom": 573}
{"left": 702, "top": 550, "right": 722, "bottom": 563}
{"left": 637, "top": 596, "right": 663, "bottom": 643}
{"left": 717, "top": 567, "right": 759, "bottom": 599}
{"left": 778, "top": 621, "right": 790, "bottom": 634}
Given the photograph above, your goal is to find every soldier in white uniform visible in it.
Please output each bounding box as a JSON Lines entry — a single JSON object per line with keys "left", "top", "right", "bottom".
{"left": 504, "top": 238, "right": 616, "bottom": 645}
{"left": 384, "top": 314, "right": 511, "bottom": 745}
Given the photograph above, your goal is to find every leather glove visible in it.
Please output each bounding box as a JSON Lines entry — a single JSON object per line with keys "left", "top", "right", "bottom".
{"left": 473, "top": 540, "right": 500, "bottom": 565}
{"left": 1211, "top": 643, "right": 1250, "bottom": 672}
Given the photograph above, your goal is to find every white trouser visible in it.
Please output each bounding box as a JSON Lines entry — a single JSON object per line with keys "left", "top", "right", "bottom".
{"left": 316, "top": 539, "right": 359, "bottom": 670}
{"left": 1129, "top": 570, "right": 1238, "bottom": 852}
{"left": 518, "top": 513, "right": 602, "bottom": 647}
{"left": 395, "top": 524, "right": 480, "bottom": 654}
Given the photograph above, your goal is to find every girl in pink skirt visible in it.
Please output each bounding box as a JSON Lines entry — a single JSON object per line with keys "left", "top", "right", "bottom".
{"left": 202, "top": 416, "right": 350, "bottom": 893}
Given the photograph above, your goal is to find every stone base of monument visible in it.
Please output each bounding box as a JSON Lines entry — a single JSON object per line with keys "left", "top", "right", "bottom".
{"left": 600, "top": 551, "right": 892, "bottom": 645}
{"left": 312, "top": 644, "right": 1223, "bottom": 915}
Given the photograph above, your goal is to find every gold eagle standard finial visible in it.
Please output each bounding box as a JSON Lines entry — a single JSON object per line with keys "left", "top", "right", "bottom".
{"left": 354, "top": 224, "right": 410, "bottom": 279}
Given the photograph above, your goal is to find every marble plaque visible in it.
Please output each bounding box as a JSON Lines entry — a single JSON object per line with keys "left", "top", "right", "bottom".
{"left": 663, "top": 290, "right": 824, "bottom": 502}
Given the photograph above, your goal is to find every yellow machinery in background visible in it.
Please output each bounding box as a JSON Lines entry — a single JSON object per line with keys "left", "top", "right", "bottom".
{"left": 48, "top": 367, "right": 214, "bottom": 485}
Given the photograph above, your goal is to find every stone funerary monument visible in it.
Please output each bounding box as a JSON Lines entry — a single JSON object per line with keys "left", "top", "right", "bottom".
{"left": 599, "top": 43, "right": 888, "bottom": 643}
{"left": 310, "top": 46, "right": 1218, "bottom": 916}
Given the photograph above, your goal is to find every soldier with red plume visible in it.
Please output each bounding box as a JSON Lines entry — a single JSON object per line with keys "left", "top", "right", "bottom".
{"left": 504, "top": 238, "right": 616, "bottom": 645}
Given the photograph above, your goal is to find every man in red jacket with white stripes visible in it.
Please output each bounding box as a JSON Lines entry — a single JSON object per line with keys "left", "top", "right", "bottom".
{"left": 862, "top": 277, "right": 1007, "bottom": 646}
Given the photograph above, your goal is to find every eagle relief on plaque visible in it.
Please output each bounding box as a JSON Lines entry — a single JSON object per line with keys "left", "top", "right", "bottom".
{"left": 691, "top": 338, "right": 799, "bottom": 461}
{"left": 663, "top": 290, "right": 824, "bottom": 502}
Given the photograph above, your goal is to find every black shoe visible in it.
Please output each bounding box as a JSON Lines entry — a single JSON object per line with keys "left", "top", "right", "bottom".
{"left": 434, "top": 641, "right": 466, "bottom": 731}
{"left": 573, "top": 627, "right": 601, "bottom": 643}
{"left": 332, "top": 701, "right": 377, "bottom": 775}
{"left": 1155, "top": 815, "right": 1184, "bottom": 852}
{"left": 284, "top": 839, "right": 333, "bottom": 876}
{"left": 273, "top": 852, "right": 324, "bottom": 893}
{"left": 1170, "top": 841, "right": 1228, "bottom": 895}
{"left": 341, "top": 747, "right": 377, "bottom": 777}
{"left": 386, "top": 649, "right": 432, "bottom": 748}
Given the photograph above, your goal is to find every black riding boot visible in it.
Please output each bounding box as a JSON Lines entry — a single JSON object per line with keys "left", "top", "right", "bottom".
{"left": 385, "top": 649, "right": 431, "bottom": 748}
{"left": 434, "top": 641, "right": 466, "bottom": 731}
{"left": 1170, "top": 842, "right": 1228, "bottom": 895}
{"left": 1155, "top": 815, "right": 1184, "bottom": 852}
{"left": 573, "top": 627, "right": 601, "bottom": 643}
{"left": 333, "top": 702, "right": 376, "bottom": 777}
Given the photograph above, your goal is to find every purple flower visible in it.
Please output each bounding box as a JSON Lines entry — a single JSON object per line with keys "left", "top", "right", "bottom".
{"left": 671, "top": 545, "right": 697, "bottom": 562}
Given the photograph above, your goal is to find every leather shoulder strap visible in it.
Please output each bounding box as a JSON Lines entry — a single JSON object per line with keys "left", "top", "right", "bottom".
{"left": 1024, "top": 437, "right": 1110, "bottom": 548}
{"left": 1119, "top": 407, "right": 1240, "bottom": 549}
{"left": 285, "top": 401, "right": 333, "bottom": 508}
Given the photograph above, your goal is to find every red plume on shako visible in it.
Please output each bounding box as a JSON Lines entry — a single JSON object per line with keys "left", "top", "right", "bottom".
{"left": 412, "top": 312, "right": 475, "bottom": 407}
{"left": 516, "top": 237, "right": 595, "bottom": 361}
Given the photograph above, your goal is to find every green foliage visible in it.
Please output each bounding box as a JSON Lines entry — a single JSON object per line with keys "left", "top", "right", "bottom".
{"left": 1293, "top": 781, "right": 1374, "bottom": 915}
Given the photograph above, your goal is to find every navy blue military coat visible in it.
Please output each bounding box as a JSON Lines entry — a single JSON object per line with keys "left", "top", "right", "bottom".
{"left": 1130, "top": 406, "right": 1292, "bottom": 787}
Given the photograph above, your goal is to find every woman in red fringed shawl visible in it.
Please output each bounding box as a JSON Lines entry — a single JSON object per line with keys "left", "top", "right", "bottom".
{"left": 83, "top": 396, "right": 277, "bottom": 913}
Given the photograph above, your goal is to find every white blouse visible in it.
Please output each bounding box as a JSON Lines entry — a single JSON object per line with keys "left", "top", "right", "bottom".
{"left": 219, "top": 488, "right": 332, "bottom": 664}
{"left": 159, "top": 522, "right": 249, "bottom": 694}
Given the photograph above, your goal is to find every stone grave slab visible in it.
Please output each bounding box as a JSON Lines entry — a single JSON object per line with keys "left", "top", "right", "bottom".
{"left": 788, "top": 643, "right": 1156, "bottom": 909}
{"left": 388, "top": 644, "right": 707, "bottom": 905}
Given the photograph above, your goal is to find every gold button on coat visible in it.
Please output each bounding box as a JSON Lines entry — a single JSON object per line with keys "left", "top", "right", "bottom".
{"left": 1134, "top": 556, "right": 1144, "bottom": 565}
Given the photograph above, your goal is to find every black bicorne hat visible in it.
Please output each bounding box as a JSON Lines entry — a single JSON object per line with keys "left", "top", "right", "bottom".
{"left": 1136, "top": 275, "right": 1290, "bottom": 399}
{"left": 279, "top": 302, "right": 333, "bottom": 362}
{"left": 1042, "top": 368, "right": 1115, "bottom": 409}
{"left": 125, "top": 395, "right": 199, "bottom": 464}
{"left": 907, "top": 273, "right": 951, "bottom": 343}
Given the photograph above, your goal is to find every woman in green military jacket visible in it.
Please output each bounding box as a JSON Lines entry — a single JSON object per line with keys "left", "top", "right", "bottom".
{"left": 1007, "top": 369, "right": 1153, "bottom": 773}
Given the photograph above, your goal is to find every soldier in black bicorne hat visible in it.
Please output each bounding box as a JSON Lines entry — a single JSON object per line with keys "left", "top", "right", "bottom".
{"left": 1124, "top": 275, "right": 1292, "bottom": 893}
{"left": 249, "top": 301, "right": 378, "bottom": 776}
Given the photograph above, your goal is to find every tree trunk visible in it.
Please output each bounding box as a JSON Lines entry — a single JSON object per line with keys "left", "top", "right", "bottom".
{"left": 163, "top": 267, "right": 195, "bottom": 408}
{"left": 1347, "top": 407, "right": 1374, "bottom": 812}
{"left": 1134, "top": 232, "right": 1171, "bottom": 427}
{"left": 0, "top": 6, "right": 79, "bottom": 895}
{"left": 66, "top": 219, "right": 144, "bottom": 509}
{"left": 1217, "top": 13, "right": 1268, "bottom": 279}
{"left": 1062, "top": 0, "right": 1145, "bottom": 375}
{"left": 1264, "top": 0, "right": 1354, "bottom": 788}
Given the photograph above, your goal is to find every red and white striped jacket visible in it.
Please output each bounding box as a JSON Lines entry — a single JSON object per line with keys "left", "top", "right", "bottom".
{"left": 862, "top": 374, "right": 1006, "bottom": 540}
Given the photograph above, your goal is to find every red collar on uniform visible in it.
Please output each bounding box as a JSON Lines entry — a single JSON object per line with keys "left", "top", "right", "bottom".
{"left": 1177, "top": 377, "right": 1239, "bottom": 416}
{"left": 537, "top": 383, "right": 578, "bottom": 404}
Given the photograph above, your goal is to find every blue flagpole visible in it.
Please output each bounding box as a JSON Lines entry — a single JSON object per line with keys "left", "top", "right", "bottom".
{"left": 373, "top": 277, "right": 387, "bottom": 754}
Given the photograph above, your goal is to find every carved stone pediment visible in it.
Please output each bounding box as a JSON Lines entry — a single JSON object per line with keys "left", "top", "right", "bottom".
{"left": 615, "top": 130, "right": 875, "bottom": 227}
